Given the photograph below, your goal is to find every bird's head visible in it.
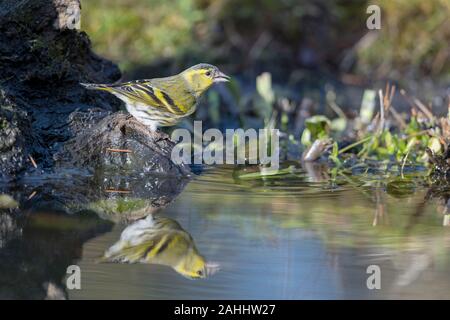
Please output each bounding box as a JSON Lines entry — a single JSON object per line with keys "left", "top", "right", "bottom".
{"left": 175, "top": 250, "right": 221, "bottom": 280}
{"left": 181, "top": 63, "right": 230, "bottom": 96}
{"left": 175, "top": 250, "right": 208, "bottom": 279}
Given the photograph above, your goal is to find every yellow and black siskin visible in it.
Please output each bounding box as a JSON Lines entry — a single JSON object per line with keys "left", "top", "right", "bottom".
{"left": 81, "top": 64, "right": 230, "bottom": 131}
{"left": 100, "top": 214, "right": 219, "bottom": 279}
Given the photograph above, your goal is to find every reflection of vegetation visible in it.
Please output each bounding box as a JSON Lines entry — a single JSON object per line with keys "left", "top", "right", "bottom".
{"left": 188, "top": 166, "right": 448, "bottom": 251}
{"left": 28, "top": 211, "right": 113, "bottom": 232}
{"left": 88, "top": 198, "right": 152, "bottom": 222}
{"left": 77, "top": 0, "right": 450, "bottom": 290}
{"left": 101, "top": 214, "right": 218, "bottom": 279}
{"left": 237, "top": 165, "right": 296, "bottom": 180}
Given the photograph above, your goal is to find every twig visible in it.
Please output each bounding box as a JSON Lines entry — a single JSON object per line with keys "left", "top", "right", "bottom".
{"left": 338, "top": 135, "right": 373, "bottom": 155}
{"left": 401, "top": 151, "right": 410, "bottom": 179}
{"left": 383, "top": 83, "right": 396, "bottom": 111}
{"left": 383, "top": 83, "right": 390, "bottom": 110}
{"left": 248, "top": 32, "right": 272, "bottom": 61}
{"left": 389, "top": 84, "right": 396, "bottom": 105}
{"left": 377, "top": 89, "right": 385, "bottom": 133}
{"left": 373, "top": 187, "right": 384, "bottom": 227}
{"left": 400, "top": 89, "right": 434, "bottom": 121}
{"left": 328, "top": 101, "right": 347, "bottom": 120}
{"left": 28, "top": 155, "right": 37, "bottom": 168}
{"left": 106, "top": 148, "right": 133, "bottom": 153}
{"left": 382, "top": 84, "right": 406, "bottom": 129}
{"left": 389, "top": 106, "right": 407, "bottom": 129}
{"left": 399, "top": 129, "right": 431, "bottom": 140}
{"left": 105, "top": 189, "right": 131, "bottom": 194}
{"left": 27, "top": 191, "right": 37, "bottom": 200}
{"left": 413, "top": 98, "right": 434, "bottom": 122}
{"left": 337, "top": 172, "right": 373, "bottom": 200}
{"left": 400, "top": 89, "right": 415, "bottom": 108}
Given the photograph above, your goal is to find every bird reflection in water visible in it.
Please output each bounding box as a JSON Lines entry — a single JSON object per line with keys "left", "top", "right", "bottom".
{"left": 101, "top": 214, "right": 219, "bottom": 279}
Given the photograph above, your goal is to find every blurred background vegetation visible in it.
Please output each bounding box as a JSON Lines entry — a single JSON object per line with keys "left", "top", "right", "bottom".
{"left": 81, "top": 0, "right": 449, "bottom": 82}
{"left": 81, "top": 0, "right": 450, "bottom": 140}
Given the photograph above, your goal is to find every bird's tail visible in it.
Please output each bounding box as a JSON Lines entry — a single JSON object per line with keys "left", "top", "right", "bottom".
{"left": 80, "top": 82, "right": 111, "bottom": 91}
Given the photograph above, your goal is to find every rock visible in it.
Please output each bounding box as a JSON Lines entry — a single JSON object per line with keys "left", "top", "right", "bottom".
{"left": 81, "top": 173, "right": 190, "bottom": 223}
{"left": 0, "top": 158, "right": 190, "bottom": 223}
{"left": 0, "top": 0, "right": 187, "bottom": 180}
{"left": 44, "top": 282, "right": 67, "bottom": 300}
{"left": 0, "top": 194, "right": 18, "bottom": 209}
{"left": 0, "top": 98, "right": 30, "bottom": 179}
{"left": 58, "top": 113, "right": 191, "bottom": 176}
{"left": 0, "top": 0, "right": 122, "bottom": 179}
{"left": 0, "top": 1, "right": 192, "bottom": 299}
{"left": 0, "top": 212, "right": 20, "bottom": 250}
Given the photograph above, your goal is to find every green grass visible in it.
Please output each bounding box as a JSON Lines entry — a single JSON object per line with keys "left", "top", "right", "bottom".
{"left": 81, "top": 0, "right": 449, "bottom": 81}
{"left": 81, "top": 0, "right": 204, "bottom": 71}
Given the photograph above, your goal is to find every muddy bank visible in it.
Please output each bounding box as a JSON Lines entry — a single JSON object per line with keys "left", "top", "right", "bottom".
{"left": 57, "top": 112, "right": 191, "bottom": 177}
{"left": 0, "top": 160, "right": 190, "bottom": 299}
{"left": 0, "top": 0, "right": 189, "bottom": 180}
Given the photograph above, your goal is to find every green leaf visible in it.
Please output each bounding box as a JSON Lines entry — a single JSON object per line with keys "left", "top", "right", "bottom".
{"left": 386, "top": 179, "right": 416, "bottom": 198}
{"left": 304, "top": 115, "right": 331, "bottom": 140}
{"left": 360, "top": 90, "right": 376, "bottom": 124}
{"left": 427, "top": 136, "right": 441, "bottom": 154}
{"left": 256, "top": 72, "right": 275, "bottom": 105}
{"left": 301, "top": 128, "right": 312, "bottom": 146}
{"left": 331, "top": 118, "right": 347, "bottom": 132}
{"left": 238, "top": 165, "right": 296, "bottom": 180}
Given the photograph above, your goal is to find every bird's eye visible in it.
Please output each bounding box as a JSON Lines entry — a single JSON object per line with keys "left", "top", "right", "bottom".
{"left": 197, "top": 270, "right": 203, "bottom": 276}
{"left": 205, "top": 71, "right": 211, "bottom": 77}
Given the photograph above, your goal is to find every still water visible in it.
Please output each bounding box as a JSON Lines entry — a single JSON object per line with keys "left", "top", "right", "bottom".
{"left": 1, "top": 164, "right": 450, "bottom": 299}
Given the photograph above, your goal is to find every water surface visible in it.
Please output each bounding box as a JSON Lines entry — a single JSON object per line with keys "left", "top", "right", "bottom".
{"left": 73, "top": 166, "right": 450, "bottom": 299}
{"left": 1, "top": 165, "right": 450, "bottom": 299}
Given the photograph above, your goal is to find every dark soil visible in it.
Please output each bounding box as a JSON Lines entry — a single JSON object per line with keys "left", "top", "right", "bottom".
{"left": 0, "top": 0, "right": 190, "bottom": 180}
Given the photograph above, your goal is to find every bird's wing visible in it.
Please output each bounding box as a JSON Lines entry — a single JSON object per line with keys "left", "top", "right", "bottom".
{"left": 102, "top": 238, "right": 157, "bottom": 263}
{"left": 105, "top": 80, "right": 185, "bottom": 115}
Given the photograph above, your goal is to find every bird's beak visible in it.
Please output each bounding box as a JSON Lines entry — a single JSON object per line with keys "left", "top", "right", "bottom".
{"left": 214, "top": 70, "right": 230, "bottom": 83}
{"left": 205, "top": 262, "right": 221, "bottom": 276}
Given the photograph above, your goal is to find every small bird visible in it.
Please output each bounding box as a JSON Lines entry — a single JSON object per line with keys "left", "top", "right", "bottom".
{"left": 81, "top": 64, "right": 230, "bottom": 131}
{"left": 101, "top": 214, "right": 219, "bottom": 279}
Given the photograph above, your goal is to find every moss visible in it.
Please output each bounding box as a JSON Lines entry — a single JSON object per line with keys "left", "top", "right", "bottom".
{"left": 0, "top": 118, "right": 7, "bottom": 130}
{"left": 0, "top": 194, "right": 18, "bottom": 209}
{"left": 88, "top": 198, "right": 148, "bottom": 216}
